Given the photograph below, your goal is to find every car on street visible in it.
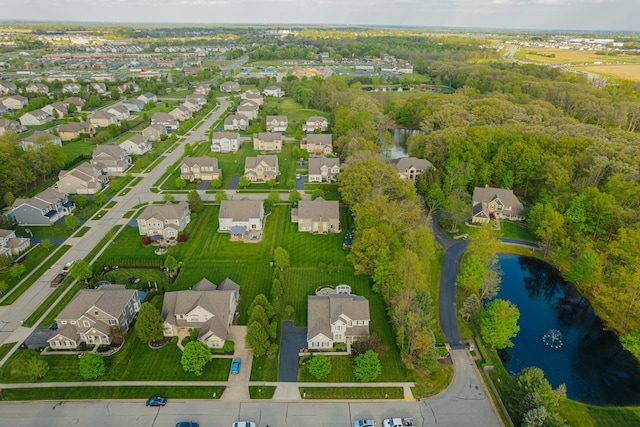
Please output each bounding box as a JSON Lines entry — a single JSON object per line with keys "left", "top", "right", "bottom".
{"left": 231, "top": 358, "right": 241, "bottom": 374}
{"left": 232, "top": 422, "right": 256, "bottom": 427}
{"left": 176, "top": 423, "right": 199, "bottom": 427}
{"left": 145, "top": 396, "right": 167, "bottom": 407}
{"left": 354, "top": 419, "right": 376, "bottom": 427}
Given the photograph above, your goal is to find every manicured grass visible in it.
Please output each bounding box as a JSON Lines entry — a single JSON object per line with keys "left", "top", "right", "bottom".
{"left": 1, "top": 244, "right": 71, "bottom": 306}
{"left": 0, "top": 385, "right": 226, "bottom": 401}
{"left": 62, "top": 140, "right": 94, "bottom": 159}
{"left": 0, "top": 335, "right": 231, "bottom": 383}
{"left": 411, "top": 363, "right": 454, "bottom": 398}
{"left": 0, "top": 342, "right": 16, "bottom": 361}
{"left": 300, "top": 387, "right": 403, "bottom": 399}
{"left": 249, "top": 355, "right": 279, "bottom": 382}
{"left": 298, "top": 353, "right": 410, "bottom": 383}
{"left": 0, "top": 246, "right": 60, "bottom": 296}
{"left": 15, "top": 225, "right": 72, "bottom": 238}
{"left": 105, "top": 268, "right": 170, "bottom": 288}
{"left": 249, "top": 386, "right": 276, "bottom": 399}
{"left": 558, "top": 399, "right": 640, "bottom": 427}
{"left": 73, "top": 226, "right": 90, "bottom": 237}
{"left": 84, "top": 226, "right": 120, "bottom": 262}
{"left": 498, "top": 221, "right": 535, "bottom": 241}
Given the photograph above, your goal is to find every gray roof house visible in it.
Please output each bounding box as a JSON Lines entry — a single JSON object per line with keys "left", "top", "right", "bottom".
{"left": 58, "top": 122, "right": 94, "bottom": 141}
{"left": 169, "top": 104, "right": 192, "bottom": 121}
{"left": 137, "top": 201, "right": 191, "bottom": 241}
{"left": 56, "top": 162, "right": 109, "bottom": 195}
{"left": 211, "top": 131, "right": 242, "bottom": 153}
{"left": 220, "top": 81, "right": 241, "bottom": 93}
{"left": 265, "top": 115, "right": 288, "bottom": 133}
{"left": 119, "top": 133, "right": 151, "bottom": 156}
{"left": 244, "top": 155, "right": 279, "bottom": 183}
{"left": 253, "top": 132, "right": 282, "bottom": 153}
{"left": 218, "top": 199, "right": 265, "bottom": 238}
{"left": 471, "top": 186, "right": 526, "bottom": 223}
{"left": 162, "top": 278, "right": 240, "bottom": 349}
{"left": 142, "top": 123, "right": 167, "bottom": 141}
{"left": 1, "top": 95, "right": 28, "bottom": 110}
{"left": 91, "top": 145, "right": 131, "bottom": 174}
{"left": 390, "top": 157, "right": 433, "bottom": 184}
{"left": 12, "top": 188, "right": 74, "bottom": 226}
{"left": 89, "top": 110, "right": 119, "bottom": 128}
{"left": 223, "top": 114, "right": 249, "bottom": 131}
{"left": 47, "top": 285, "right": 141, "bottom": 350}
{"left": 302, "top": 116, "right": 329, "bottom": 133}
{"left": 308, "top": 157, "right": 340, "bottom": 183}
{"left": 291, "top": 197, "right": 340, "bottom": 234}
{"left": 19, "top": 109, "right": 51, "bottom": 126}
{"left": 123, "top": 97, "right": 145, "bottom": 112}
{"left": 19, "top": 130, "right": 62, "bottom": 151}
{"left": 236, "top": 101, "right": 259, "bottom": 120}
{"left": 301, "top": 134, "right": 333, "bottom": 156}
{"left": 151, "top": 112, "right": 178, "bottom": 131}
{"left": 307, "top": 285, "right": 370, "bottom": 349}
{"left": 180, "top": 156, "right": 221, "bottom": 181}
{"left": 0, "top": 229, "right": 30, "bottom": 257}
{"left": 0, "top": 118, "right": 25, "bottom": 136}
{"left": 242, "top": 89, "right": 263, "bottom": 106}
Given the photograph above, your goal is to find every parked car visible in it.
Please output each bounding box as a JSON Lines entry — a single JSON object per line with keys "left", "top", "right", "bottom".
{"left": 231, "top": 358, "right": 241, "bottom": 374}
{"left": 146, "top": 396, "right": 167, "bottom": 407}
{"left": 232, "top": 422, "right": 256, "bottom": 427}
{"left": 295, "top": 173, "right": 301, "bottom": 179}
{"left": 354, "top": 419, "right": 376, "bottom": 427}
{"left": 176, "top": 423, "right": 199, "bottom": 427}
{"left": 49, "top": 321, "right": 58, "bottom": 330}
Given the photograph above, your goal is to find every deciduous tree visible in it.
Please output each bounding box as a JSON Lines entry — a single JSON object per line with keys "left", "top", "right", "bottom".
{"left": 245, "top": 321, "right": 270, "bottom": 357}
{"left": 136, "top": 302, "right": 164, "bottom": 343}
{"left": 181, "top": 341, "right": 211, "bottom": 376}
{"left": 307, "top": 354, "right": 332, "bottom": 379}
{"left": 353, "top": 350, "right": 382, "bottom": 382}
{"left": 274, "top": 246, "right": 290, "bottom": 271}
{"left": 188, "top": 190, "right": 203, "bottom": 213}
{"left": 480, "top": 299, "right": 520, "bottom": 349}
{"left": 79, "top": 353, "right": 106, "bottom": 379}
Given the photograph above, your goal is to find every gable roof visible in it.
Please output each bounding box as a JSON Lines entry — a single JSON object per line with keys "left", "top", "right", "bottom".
{"left": 219, "top": 199, "right": 263, "bottom": 221}
{"left": 255, "top": 132, "right": 282, "bottom": 142}
{"left": 181, "top": 156, "right": 218, "bottom": 169}
{"left": 245, "top": 155, "right": 278, "bottom": 170}
{"left": 138, "top": 201, "right": 189, "bottom": 222}
{"left": 93, "top": 145, "right": 125, "bottom": 160}
{"left": 13, "top": 187, "right": 66, "bottom": 210}
{"left": 57, "top": 286, "right": 136, "bottom": 320}
{"left": 304, "top": 134, "right": 332, "bottom": 146}
{"left": 472, "top": 186, "right": 524, "bottom": 217}
{"left": 212, "top": 131, "right": 239, "bottom": 140}
{"left": 297, "top": 198, "right": 339, "bottom": 221}
{"left": 390, "top": 157, "right": 433, "bottom": 173}
{"left": 308, "top": 157, "right": 340, "bottom": 175}
{"left": 307, "top": 293, "right": 370, "bottom": 341}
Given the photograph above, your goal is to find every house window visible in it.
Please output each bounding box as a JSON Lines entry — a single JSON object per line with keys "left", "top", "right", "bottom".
{"left": 83, "top": 321, "right": 90, "bottom": 327}
{"left": 335, "top": 334, "right": 342, "bottom": 340}
{"left": 190, "top": 316, "right": 198, "bottom": 322}
{"left": 109, "top": 319, "right": 117, "bottom": 325}
{"left": 64, "top": 340, "right": 70, "bottom": 346}
{"left": 94, "top": 311, "right": 99, "bottom": 315}
{"left": 70, "top": 321, "right": 76, "bottom": 325}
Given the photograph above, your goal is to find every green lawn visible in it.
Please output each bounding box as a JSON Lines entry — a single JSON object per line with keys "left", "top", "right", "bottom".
{"left": 62, "top": 140, "right": 94, "bottom": 159}
{"left": 0, "top": 245, "right": 63, "bottom": 297}
{"left": 105, "top": 268, "right": 170, "bottom": 288}
{"left": 300, "top": 386, "right": 403, "bottom": 399}
{"left": 250, "top": 355, "right": 279, "bottom": 382}
{"left": 15, "top": 225, "right": 72, "bottom": 238}
{"left": 249, "top": 386, "right": 276, "bottom": 399}
{"left": 0, "top": 386, "right": 226, "bottom": 401}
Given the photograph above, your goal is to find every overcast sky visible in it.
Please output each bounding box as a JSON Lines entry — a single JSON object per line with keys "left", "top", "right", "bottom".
{"left": 0, "top": 0, "right": 637, "bottom": 32}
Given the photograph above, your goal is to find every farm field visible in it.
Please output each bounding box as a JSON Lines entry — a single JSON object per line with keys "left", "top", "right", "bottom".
{"left": 515, "top": 46, "right": 640, "bottom": 65}
{"left": 578, "top": 64, "right": 640, "bottom": 81}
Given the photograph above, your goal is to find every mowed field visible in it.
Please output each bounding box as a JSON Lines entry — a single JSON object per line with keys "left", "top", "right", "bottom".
{"left": 516, "top": 46, "right": 640, "bottom": 65}
{"left": 578, "top": 65, "right": 640, "bottom": 81}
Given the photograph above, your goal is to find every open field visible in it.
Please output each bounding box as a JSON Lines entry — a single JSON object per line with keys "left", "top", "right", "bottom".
{"left": 515, "top": 46, "right": 640, "bottom": 66}
{"left": 578, "top": 64, "right": 640, "bottom": 81}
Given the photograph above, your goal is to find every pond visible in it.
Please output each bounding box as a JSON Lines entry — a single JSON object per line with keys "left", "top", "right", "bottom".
{"left": 389, "top": 128, "right": 421, "bottom": 159}
{"left": 496, "top": 253, "right": 640, "bottom": 406}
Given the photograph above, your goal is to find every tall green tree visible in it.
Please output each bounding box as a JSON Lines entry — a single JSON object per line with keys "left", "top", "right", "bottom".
{"left": 307, "top": 354, "right": 332, "bottom": 380}
{"left": 215, "top": 190, "right": 228, "bottom": 202}
{"left": 69, "top": 259, "right": 92, "bottom": 281}
{"left": 79, "top": 353, "right": 106, "bottom": 380}
{"left": 9, "top": 263, "right": 26, "bottom": 280}
{"left": 353, "top": 350, "right": 382, "bottom": 382}
{"left": 65, "top": 215, "right": 80, "bottom": 230}
{"left": 274, "top": 246, "right": 290, "bottom": 271}
{"left": 480, "top": 299, "right": 520, "bottom": 349}
{"left": 24, "top": 354, "right": 49, "bottom": 381}
{"left": 188, "top": 190, "right": 203, "bottom": 213}
{"left": 181, "top": 341, "right": 211, "bottom": 376}
{"left": 136, "top": 302, "right": 165, "bottom": 343}
{"left": 245, "top": 321, "right": 271, "bottom": 357}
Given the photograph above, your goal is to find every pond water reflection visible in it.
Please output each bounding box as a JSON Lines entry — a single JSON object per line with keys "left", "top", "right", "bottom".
{"left": 496, "top": 253, "right": 640, "bottom": 406}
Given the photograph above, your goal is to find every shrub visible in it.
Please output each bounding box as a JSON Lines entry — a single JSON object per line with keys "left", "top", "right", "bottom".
{"left": 141, "top": 236, "right": 152, "bottom": 246}
{"left": 177, "top": 234, "right": 187, "bottom": 243}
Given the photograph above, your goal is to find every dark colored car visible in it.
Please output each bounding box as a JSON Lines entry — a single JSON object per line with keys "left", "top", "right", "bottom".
{"left": 145, "top": 396, "right": 167, "bottom": 407}
{"left": 176, "top": 423, "right": 199, "bottom": 427}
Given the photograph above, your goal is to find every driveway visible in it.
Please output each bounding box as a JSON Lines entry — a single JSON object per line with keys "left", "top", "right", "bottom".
{"left": 197, "top": 180, "right": 211, "bottom": 191}
{"left": 227, "top": 173, "right": 240, "bottom": 190}
{"left": 294, "top": 175, "right": 306, "bottom": 191}
{"left": 278, "top": 320, "right": 307, "bottom": 382}
{"left": 221, "top": 325, "right": 251, "bottom": 401}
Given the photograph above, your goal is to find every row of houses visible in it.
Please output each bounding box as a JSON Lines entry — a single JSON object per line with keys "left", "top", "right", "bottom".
{"left": 219, "top": 82, "right": 284, "bottom": 99}
{"left": 0, "top": 81, "right": 143, "bottom": 97}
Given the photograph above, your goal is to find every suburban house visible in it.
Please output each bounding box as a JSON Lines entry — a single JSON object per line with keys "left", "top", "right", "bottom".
{"left": 107, "top": 105, "right": 131, "bottom": 121}
{"left": 301, "top": 134, "right": 333, "bottom": 156}
{"left": 151, "top": 112, "right": 178, "bottom": 132}
{"left": 12, "top": 187, "right": 74, "bottom": 225}
{"left": 182, "top": 101, "right": 200, "bottom": 114}
{"left": 162, "top": 278, "right": 240, "bottom": 348}
{"left": 236, "top": 101, "right": 259, "bottom": 120}
{"left": 41, "top": 102, "right": 68, "bottom": 118}
{"left": 62, "top": 83, "right": 82, "bottom": 94}
{"left": 307, "top": 285, "right": 370, "bottom": 349}
{"left": 26, "top": 83, "right": 49, "bottom": 94}
{"left": 292, "top": 198, "right": 340, "bottom": 234}
{"left": 119, "top": 133, "right": 151, "bottom": 156}
{"left": 118, "top": 82, "right": 140, "bottom": 93}
{"left": 244, "top": 155, "right": 279, "bottom": 183}
{"left": 19, "top": 109, "right": 51, "bottom": 126}
{"left": 265, "top": 116, "right": 288, "bottom": 133}
{"left": 302, "top": 116, "right": 329, "bottom": 133}
{"left": 471, "top": 186, "right": 526, "bottom": 223}
{"left": 220, "top": 81, "right": 241, "bottom": 93}
{"left": 47, "top": 285, "right": 141, "bottom": 350}
{"left": 1, "top": 95, "right": 28, "bottom": 110}
{"left": 308, "top": 157, "right": 340, "bottom": 183}
{"left": 138, "top": 92, "right": 158, "bottom": 104}
{"left": 223, "top": 114, "right": 249, "bottom": 131}
{"left": 211, "top": 131, "right": 242, "bottom": 153}
{"left": 253, "top": 132, "right": 282, "bottom": 152}
{"left": 0, "top": 82, "right": 17, "bottom": 95}
{"left": 194, "top": 84, "right": 211, "bottom": 96}
{"left": 62, "top": 97, "right": 86, "bottom": 111}
{"left": 0, "top": 118, "right": 25, "bottom": 136}
{"left": 185, "top": 94, "right": 207, "bottom": 108}
{"left": 390, "top": 157, "right": 433, "bottom": 184}
{"left": 242, "top": 89, "right": 263, "bottom": 106}
{"left": 89, "top": 82, "right": 108, "bottom": 95}
{"left": 89, "top": 111, "right": 119, "bottom": 128}
{"left": 0, "top": 229, "right": 30, "bottom": 257}
{"left": 263, "top": 86, "right": 284, "bottom": 97}
{"left": 180, "top": 156, "right": 221, "bottom": 181}
{"left": 169, "top": 104, "right": 192, "bottom": 121}
{"left": 123, "top": 97, "right": 145, "bottom": 112}
{"left": 142, "top": 123, "right": 167, "bottom": 141}
{"left": 58, "top": 122, "right": 94, "bottom": 141}
{"left": 56, "top": 162, "right": 108, "bottom": 195}
{"left": 91, "top": 145, "right": 131, "bottom": 174}
{"left": 19, "top": 131, "right": 62, "bottom": 150}
{"left": 218, "top": 199, "right": 265, "bottom": 237}
{"left": 137, "top": 201, "right": 191, "bottom": 240}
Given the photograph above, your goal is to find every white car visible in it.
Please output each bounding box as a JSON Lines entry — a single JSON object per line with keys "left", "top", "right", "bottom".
{"left": 232, "top": 422, "right": 256, "bottom": 427}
